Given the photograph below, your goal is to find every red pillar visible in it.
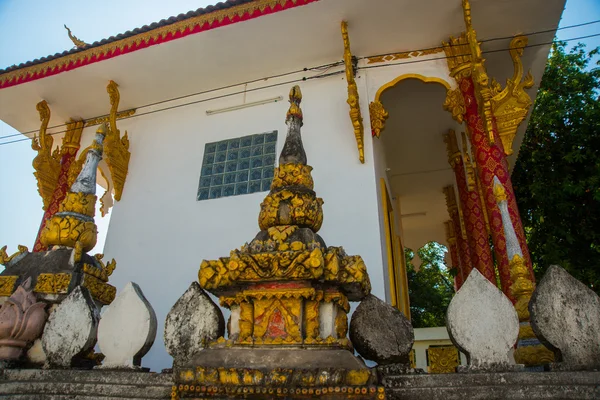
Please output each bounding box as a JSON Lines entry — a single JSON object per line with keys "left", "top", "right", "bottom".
{"left": 444, "top": 186, "right": 473, "bottom": 290}
{"left": 33, "top": 121, "right": 83, "bottom": 252}
{"left": 458, "top": 76, "right": 534, "bottom": 300}
{"left": 445, "top": 130, "right": 496, "bottom": 284}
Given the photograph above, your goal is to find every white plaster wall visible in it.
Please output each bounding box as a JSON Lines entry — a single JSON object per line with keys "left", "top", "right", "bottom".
{"left": 102, "top": 74, "right": 385, "bottom": 372}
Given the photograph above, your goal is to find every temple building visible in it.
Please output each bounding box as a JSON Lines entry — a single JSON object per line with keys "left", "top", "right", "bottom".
{"left": 0, "top": 0, "right": 566, "bottom": 372}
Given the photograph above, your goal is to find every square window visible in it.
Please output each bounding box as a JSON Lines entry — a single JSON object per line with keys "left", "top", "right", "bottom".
{"left": 240, "top": 136, "right": 253, "bottom": 147}
{"left": 209, "top": 186, "right": 222, "bottom": 199}
{"left": 236, "top": 182, "right": 248, "bottom": 195}
{"left": 212, "top": 175, "right": 224, "bottom": 186}
{"left": 201, "top": 165, "right": 213, "bottom": 176}
{"left": 253, "top": 135, "right": 265, "bottom": 145}
{"left": 197, "top": 189, "right": 209, "bottom": 200}
{"left": 199, "top": 176, "right": 212, "bottom": 188}
{"left": 264, "top": 143, "right": 276, "bottom": 155}
{"left": 226, "top": 161, "right": 237, "bottom": 173}
{"left": 266, "top": 131, "right": 278, "bottom": 143}
{"left": 263, "top": 154, "right": 275, "bottom": 166}
{"left": 198, "top": 132, "right": 277, "bottom": 201}
{"left": 249, "top": 180, "right": 262, "bottom": 193}
{"left": 205, "top": 142, "right": 217, "bottom": 153}
{"left": 262, "top": 178, "right": 273, "bottom": 191}
{"left": 203, "top": 153, "right": 215, "bottom": 165}
{"left": 217, "top": 141, "right": 228, "bottom": 152}
{"left": 223, "top": 184, "right": 235, "bottom": 197}
{"left": 251, "top": 146, "right": 263, "bottom": 157}
{"left": 251, "top": 157, "right": 263, "bottom": 169}
{"left": 263, "top": 167, "right": 274, "bottom": 179}
{"left": 239, "top": 147, "right": 251, "bottom": 159}
{"left": 236, "top": 170, "right": 249, "bottom": 182}
{"left": 228, "top": 138, "right": 240, "bottom": 149}
{"left": 213, "top": 163, "right": 225, "bottom": 174}
{"left": 224, "top": 172, "right": 236, "bottom": 185}
{"left": 250, "top": 169, "right": 262, "bottom": 181}
{"left": 227, "top": 150, "right": 239, "bottom": 161}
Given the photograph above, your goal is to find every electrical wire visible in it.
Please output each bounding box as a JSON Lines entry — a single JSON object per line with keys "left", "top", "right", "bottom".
{"left": 1, "top": 19, "right": 597, "bottom": 141}
{"left": 0, "top": 29, "right": 599, "bottom": 146}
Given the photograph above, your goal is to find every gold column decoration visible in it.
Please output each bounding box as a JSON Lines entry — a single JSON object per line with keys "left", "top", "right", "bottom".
{"left": 444, "top": 129, "right": 462, "bottom": 168}
{"left": 341, "top": 21, "right": 365, "bottom": 163}
{"left": 369, "top": 101, "right": 388, "bottom": 138}
{"left": 104, "top": 80, "right": 131, "bottom": 201}
{"left": 31, "top": 100, "right": 60, "bottom": 210}
{"left": 461, "top": 132, "right": 476, "bottom": 191}
{"left": 62, "top": 119, "right": 84, "bottom": 156}
{"left": 442, "top": 0, "right": 494, "bottom": 144}
{"left": 490, "top": 35, "right": 534, "bottom": 156}
{"left": 493, "top": 177, "right": 554, "bottom": 366}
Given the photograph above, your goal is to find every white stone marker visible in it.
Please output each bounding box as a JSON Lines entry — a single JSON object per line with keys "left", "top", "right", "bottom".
{"left": 97, "top": 282, "right": 157, "bottom": 369}
{"left": 446, "top": 269, "right": 521, "bottom": 372}
{"left": 164, "top": 282, "right": 224, "bottom": 366}
{"left": 42, "top": 286, "right": 100, "bottom": 368}
{"left": 530, "top": 265, "right": 600, "bottom": 370}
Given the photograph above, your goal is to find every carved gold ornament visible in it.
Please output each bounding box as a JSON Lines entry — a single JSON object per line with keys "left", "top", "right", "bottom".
{"left": 32, "top": 100, "right": 61, "bottom": 211}
{"left": 443, "top": 88, "right": 466, "bottom": 123}
{"left": 82, "top": 273, "right": 116, "bottom": 305}
{"left": 0, "top": 276, "right": 18, "bottom": 297}
{"left": 104, "top": 80, "right": 131, "bottom": 202}
{"left": 444, "top": 130, "right": 462, "bottom": 168}
{"left": 271, "top": 163, "right": 314, "bottom": 189}
{"left": 461, "top": 132, "right": 477, "bottom": 191}
{"left": 427, "top": 346, "right": 460, "bottom": 373}
{"left": 34, "top": 273, "right": 72, "bottom": 294}
{"left": 341, "top": 21, "right": 365, "bottom": 163}
{"left": 0, "top": 245, "right": 28, "bottom": 266}
{"left": 369, "top": 101, "right": 389, "bottom": 138}
{"left": 490, "top": 35, "right": 534, "bottom": 156}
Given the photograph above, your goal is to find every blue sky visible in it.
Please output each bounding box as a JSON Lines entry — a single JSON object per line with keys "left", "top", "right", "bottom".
{"left": 0, "top": 0, "right": 598, "bottom": 255}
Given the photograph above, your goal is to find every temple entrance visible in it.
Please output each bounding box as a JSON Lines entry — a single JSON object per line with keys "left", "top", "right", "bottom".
{"left": 373, "top": 74, "right": 464, "bottom": 371}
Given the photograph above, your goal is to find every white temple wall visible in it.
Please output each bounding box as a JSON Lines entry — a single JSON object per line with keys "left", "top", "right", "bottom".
{"left": 101, "top": 75, "right": 385, "bottom": 372}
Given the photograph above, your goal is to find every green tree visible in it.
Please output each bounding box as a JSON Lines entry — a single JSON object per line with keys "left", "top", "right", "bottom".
{"left": 512, "top": 42, "right": 600, "bottom": 292}
{"left": 406, "top": 242, "right": 455, "bottom": 328}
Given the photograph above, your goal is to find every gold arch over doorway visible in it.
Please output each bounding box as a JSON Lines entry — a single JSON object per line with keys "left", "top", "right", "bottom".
{"left": 370, "top": 74, "right": 451, "bottom": 138}
{"left": 374, "top": 73, "right": 451, "bottom": 103}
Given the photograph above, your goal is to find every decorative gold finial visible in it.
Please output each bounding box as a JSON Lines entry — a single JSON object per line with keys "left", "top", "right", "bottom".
{"left": 341, "top": 21, "right": 365, "bottom": 163}
{"left": 286, "top": 85, "right": 303, "bottom": 122}
{"left": 64, "top": 25, "right": 88, "bottom": 49}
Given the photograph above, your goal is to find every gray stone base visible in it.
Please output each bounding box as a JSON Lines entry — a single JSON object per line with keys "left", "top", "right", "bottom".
{"left": 0, "top": 369, "right": 173, "bottom": 399}
{"left": 382, "top": 371, "right": 600, "bottom": 400}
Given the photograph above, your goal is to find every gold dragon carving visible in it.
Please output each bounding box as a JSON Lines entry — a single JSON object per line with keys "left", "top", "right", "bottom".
{"left": 490, "top": 35, "right": 534, "bottom": 156}
{"left": 32, "top": 100, "right": 60, "bottom": 210}
{"left": 104, "top": 80, "right": 131, "bottom": 201}
{"left": 341, "top": 21, "right": 365, "bottom": 163}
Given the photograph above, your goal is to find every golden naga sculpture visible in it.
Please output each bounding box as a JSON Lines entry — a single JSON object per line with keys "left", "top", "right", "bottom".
{"left": 32, "top": 100, "right": 61, "bottom": 211}
{"left": 64, "top": 24, "right": 89, "bottom": 49}
{"left": 490, "top": 35, "right": 534, "bottom": 156}
{"left": 493, "top": 177, "right": 554, "bottom": 366}
{"left": 41, "top": 124, "right": 107, "bottom": 252}
{"left": 341, "top": 21, "right": 365, "bottom": 163}
{"left": 186, "top": 86, "right": 376, "bottom": 399}
{"left": 104, "top": 80, "right": 131, "bottom": 201}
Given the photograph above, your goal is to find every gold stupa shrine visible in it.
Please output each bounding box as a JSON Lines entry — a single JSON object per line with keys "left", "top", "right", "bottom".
{"left": 173, "top": 86, "right": 381, "bottom": 399}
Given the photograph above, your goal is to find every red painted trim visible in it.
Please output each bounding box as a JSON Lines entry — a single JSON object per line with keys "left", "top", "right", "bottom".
{"left": 0, "top": 0, "right": 318, "bottom": 89}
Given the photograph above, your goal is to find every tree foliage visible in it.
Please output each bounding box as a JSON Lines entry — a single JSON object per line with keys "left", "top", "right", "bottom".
{"left": 512, "top": 42, "right": 600, "bottom": 292}
{"left": 406, "top": 242, "right": 455, "bottom": 328}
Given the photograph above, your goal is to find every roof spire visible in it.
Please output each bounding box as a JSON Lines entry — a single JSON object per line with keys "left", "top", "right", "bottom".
{"left": 279, "top": 85, "right": 307, "bottom": 165}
